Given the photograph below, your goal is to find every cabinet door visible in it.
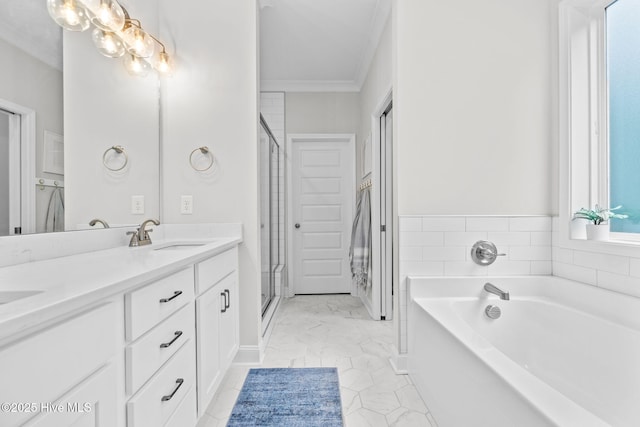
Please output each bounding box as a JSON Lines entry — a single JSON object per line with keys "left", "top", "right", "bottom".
{"left": 0, "top": 304, "right": 117, "bottom": 427}
{"left": 25, "top": 363, "right": 118, "bottom": 427}
{"left": 218, "top": 274, "right": 239, "bottom": 370}
{"left": 195, "top": 286, "right": 223, "bottom": 417}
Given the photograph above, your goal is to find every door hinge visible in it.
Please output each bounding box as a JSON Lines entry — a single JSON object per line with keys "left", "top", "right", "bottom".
{"left": 380, "top": 225, "right": 386, "bottom": 232}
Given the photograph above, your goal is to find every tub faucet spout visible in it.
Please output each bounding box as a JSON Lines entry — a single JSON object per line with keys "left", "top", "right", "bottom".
{"left": 484, "top": 282, "right": 510, "bottom": 300}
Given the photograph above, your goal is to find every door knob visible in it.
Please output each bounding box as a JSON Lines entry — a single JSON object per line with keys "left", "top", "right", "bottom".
{"left": 295, "top": 223, "right": 300, "bottom": 229}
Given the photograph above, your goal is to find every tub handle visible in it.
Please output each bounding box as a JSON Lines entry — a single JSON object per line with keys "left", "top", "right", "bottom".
{"left": 471, "top": 241, "right": 506, "bottom": 266}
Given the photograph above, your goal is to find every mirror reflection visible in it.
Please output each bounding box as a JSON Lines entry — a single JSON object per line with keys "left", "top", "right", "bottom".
{"left": 0, "top": 1, "right": 64, "bottom": 235}
{"left": 0, "top": 0, "right": 160, "bottom": 236}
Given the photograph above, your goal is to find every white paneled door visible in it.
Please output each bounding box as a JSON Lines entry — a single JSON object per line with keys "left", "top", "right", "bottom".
{"left": 290, "top": 135, "right": 355, "bottom": 294}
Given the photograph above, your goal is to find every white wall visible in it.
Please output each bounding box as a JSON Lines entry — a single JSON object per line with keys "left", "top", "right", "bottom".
{"left": 286, "top": 92, "right": 360, "bottom": 136}
{"left": 64, "top": 0, "right": 159, "bottom": 230}
{"left": 392, "top": 0, "right": 559, "bottom": 367}
{"left": 394, "top": 0, "right": 556, "bottom": 216}
{"left": 0, "top": 38, "right": 63, "bottom": 182}
{"left": 358, "top": 17, "right": 392, "bottom": 179}
{"left": 160, "top": 0, "right": 260, "bottom": 353}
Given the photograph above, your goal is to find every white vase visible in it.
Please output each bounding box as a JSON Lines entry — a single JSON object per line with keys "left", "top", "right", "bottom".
{"left": 586, "top": 224, "right": 609, "bottom": 241}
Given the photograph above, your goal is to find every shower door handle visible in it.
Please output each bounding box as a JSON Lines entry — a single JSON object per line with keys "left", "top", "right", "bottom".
{"left": 295, "top": 223, "right": 300, "bottom": 229}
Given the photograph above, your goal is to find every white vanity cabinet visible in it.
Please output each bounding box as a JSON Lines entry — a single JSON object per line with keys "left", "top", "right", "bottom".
{"left": 0, "top": 238, "right": 241, "bottom": 427}
{"left": 195, "top": 247, "right": 239, "bottom": 416}
{"left": 0, "top": 303, "right": 119, "bottom": 427}
{"left": 125, "top": 268, "right": 197, "bottom": 427}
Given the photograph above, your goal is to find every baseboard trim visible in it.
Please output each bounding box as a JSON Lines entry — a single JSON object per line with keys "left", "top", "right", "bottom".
{"left": 389, "top": 346, "right": 408, "bottom": 374}
{"left": 233, "top": 345, "right": 262, "bottom": 366}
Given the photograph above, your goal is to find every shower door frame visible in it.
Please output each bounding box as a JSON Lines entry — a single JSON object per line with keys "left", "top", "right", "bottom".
{"left": 259, "top": 115, "right": 282, "bottom": 318}
{"left": 367, "top": 89, "right": 394, "bottom": 321}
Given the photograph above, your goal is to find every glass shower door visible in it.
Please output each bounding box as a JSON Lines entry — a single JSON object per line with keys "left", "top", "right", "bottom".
{"left": 260, "top": 117, "right": 282, "bottom": 316}
{"left": 260, "top": 126, "right": 272, "bottom": 314}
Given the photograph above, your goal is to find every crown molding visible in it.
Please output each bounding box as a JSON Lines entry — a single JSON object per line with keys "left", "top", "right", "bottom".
{"left": 260, "top": 79, "right": 361, "bottom": 93}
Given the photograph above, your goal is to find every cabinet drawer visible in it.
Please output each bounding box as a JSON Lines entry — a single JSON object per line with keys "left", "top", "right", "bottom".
{"left": 0, "top": 303, "right": 116, "bottom": 427}
{"left": 126, "top": 267, "right": 195, "bottom": 341}
{"left": 127, "top": 340, "right": 195, "bottom": 427}
{"left": 127, "top": 303, "right": 195, "bottom": 395}
{"left": 195, "top": 248, "right": 237, "bottom": 295}
{"left": 163, "top": 386, "right": 196, "bottom": 427}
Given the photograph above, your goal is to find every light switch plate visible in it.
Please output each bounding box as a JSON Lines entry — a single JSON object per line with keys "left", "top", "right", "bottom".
{"left": 181, "top": 195, "right": 193, "bottom": 214}
{"left": 131, "top": 195, "right": 145, "bottom": 215}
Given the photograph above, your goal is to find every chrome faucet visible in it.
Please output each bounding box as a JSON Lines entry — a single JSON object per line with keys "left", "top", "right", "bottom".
{"left": 127, "top": 219, "right": 160, "bottom": 247}
{"left": 89, "top": 219, "right": 110, "bottom": 228}
{"left": 484, "top": 282, "right": 510, "bottom": 300}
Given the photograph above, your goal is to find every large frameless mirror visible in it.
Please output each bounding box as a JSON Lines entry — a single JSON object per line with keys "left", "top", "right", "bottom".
{"left": 0, "top": 0, "right": 160, "bottom": 236}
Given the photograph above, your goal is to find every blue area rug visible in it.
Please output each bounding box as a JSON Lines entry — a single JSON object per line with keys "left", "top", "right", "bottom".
{"left": 227, "top": 367, "right": 343, "bottom": 427}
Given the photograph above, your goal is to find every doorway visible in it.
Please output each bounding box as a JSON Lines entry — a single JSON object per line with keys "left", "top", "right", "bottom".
{"left": 0, "top": 100, "right": 36, "bottom": 236}
{"left": 363, "top": 94, "right": 394, "bottom": 320}
{"left": 288, "top": 134, "right": 355, "bottom": 295}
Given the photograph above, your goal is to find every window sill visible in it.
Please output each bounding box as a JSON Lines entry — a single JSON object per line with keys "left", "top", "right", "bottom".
{"left": 560, "top": 232, "right": 640, "bottom": 258}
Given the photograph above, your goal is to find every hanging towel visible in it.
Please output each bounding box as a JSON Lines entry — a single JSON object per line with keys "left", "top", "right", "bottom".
{"left": 349, "top": 187, "right": 372, "bottom": 288}
{"left": 45, "top": 187, "right": 65, "bottom": 233}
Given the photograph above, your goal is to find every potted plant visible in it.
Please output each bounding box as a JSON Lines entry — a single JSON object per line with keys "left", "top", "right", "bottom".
{"left": 573, "top": 205, "right": 628, "bottom": 240}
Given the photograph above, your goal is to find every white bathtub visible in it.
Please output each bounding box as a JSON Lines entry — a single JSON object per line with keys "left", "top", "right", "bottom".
{"left": 407, "top": 276, "right": 640, "bottom": 427}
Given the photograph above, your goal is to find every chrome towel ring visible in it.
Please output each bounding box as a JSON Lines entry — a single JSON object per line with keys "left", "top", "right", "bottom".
{"left": 102, "top": 145, "right": 128, "bottom": 171}
{"left": 189, "top": 146, "right": 215, "bottom": 172}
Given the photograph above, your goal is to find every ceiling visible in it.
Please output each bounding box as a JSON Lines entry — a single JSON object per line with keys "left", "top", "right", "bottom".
{"left": 259, "top": 0, "right": 391, "bottom": 92}
{"left": 0, "top": 0, "right": 391, "bottom": 90}
{"left": 0, "top": 0, "right": 62, "bottom": 71}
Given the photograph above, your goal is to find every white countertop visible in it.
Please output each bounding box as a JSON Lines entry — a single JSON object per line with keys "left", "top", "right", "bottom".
{"left": 0, "top": 236, "right": 242, "bottom": 342}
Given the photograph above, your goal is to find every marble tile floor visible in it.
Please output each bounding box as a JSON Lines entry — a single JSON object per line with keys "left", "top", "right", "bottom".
{"left": 197, "top": 294, "right": 438, "bottom": 427}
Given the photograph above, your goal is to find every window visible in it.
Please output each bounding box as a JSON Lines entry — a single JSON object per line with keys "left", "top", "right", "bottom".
{"left": 560, "top": 0, "right": 640, "bottom": 248}
{"left": 607, "top": 0, "right": 640, "bottom": 233}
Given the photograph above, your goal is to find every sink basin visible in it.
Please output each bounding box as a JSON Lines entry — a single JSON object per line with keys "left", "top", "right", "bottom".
{"left": 154, "top": 243, "right": 208, "bottom": 251}
{"left": 0, "top": 290, "right": 43, "bottom": 305}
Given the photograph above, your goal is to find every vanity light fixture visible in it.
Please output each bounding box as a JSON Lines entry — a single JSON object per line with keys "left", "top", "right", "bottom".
{"left": 122, "top": 18, "right": 155, "bottom": 58}
{"left": 154, "top": 50, "right": 174, "bottom": 76}
{"left": 124, "top": 53, "right": 150, "bottom": 77}
{"left": 86, "top": 0, "right": 125, "bottom": 31}
{"left": 47, "top": 0, "right": 90, "bottom": 32}
{"left": 47, "top": 0, "right": 174, "bottom": 77}
{"left": 91, "top": 28, "right": 125, "bottom": 58}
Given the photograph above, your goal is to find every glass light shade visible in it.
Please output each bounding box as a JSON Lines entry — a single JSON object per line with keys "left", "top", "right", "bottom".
{"left": 47, "top": 0, "right": 90, "bottom": 31}
{"left": 123, "top": 25, "right": 154, "bottom": 58}
{"left": 154, "top": 52, "right": 174, "bottom": 76}
{"left": 123, "top": 54, "right": 150, "bottom": 77}
{"left": 89, "top": 0, "right": 125, "bottom": 31}
{"left": 92, "top": 28, "right": 125, "bottom": 58}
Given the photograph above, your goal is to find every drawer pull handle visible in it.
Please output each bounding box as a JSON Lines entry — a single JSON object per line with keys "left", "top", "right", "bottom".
{"left": 160, "top": 331, "right": 183, "bottom": 349}
{"left": 159, "top": 290, "right": 183, "bottom": 303}
{"left": 161, "top": 378, "right": 184, "bottom": 402}
{"left": 224, "top": 289, "right": 230, "bottom": 309}
{"left": 221, "top": 292, "right": 227, "bottom": 313}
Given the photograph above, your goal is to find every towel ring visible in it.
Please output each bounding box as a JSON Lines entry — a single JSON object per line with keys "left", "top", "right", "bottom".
{"left": 102, "top": 145, "right": 128, "bottom": 171}
{"left": 189, "top": 146, "right": 215, "bottom": 172}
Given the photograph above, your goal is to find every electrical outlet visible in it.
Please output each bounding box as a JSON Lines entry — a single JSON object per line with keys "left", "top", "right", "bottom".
{"left": 181, "top": 195, "right": 193, "bottom": 214}
{"left": 131, "top": 195, "right": 145, "bottom": 215}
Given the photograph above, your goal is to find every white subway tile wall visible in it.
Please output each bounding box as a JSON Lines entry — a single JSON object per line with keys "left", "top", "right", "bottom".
{"left": 260, "top": 92, "right": 286, "bottom": 270}
{"left": 551, "top": 217, "right": 640, "bottom": 299}
{"left": 398, "top": 215, "right": 552, "bottom": 353}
